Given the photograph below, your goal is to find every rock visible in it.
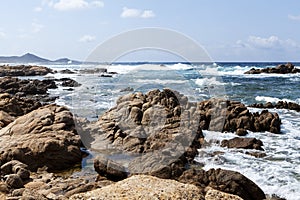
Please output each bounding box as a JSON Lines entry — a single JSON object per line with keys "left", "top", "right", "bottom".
{"left": 244, "top": 63, "right": 300, "bottom": 74}
{"left": 179, "top": 168, "right": 266, "bottom": 200}
{"left": 0, "top": 160, "right": 29, "bottom": 180}
{"left": 0, "top": 104, "right": 82, "bottom": 171}
{"left": 80, "top": 68, "right": 107, "bottom": 74}
{"left": 0, "top": 77, "right": 57, "bottom": 95}
{"left": 94, "top": 156, "right": 128, "bottom": 181}
{"left": 250, "top": 101, "right": 300, "bottom": 112}
{"left": 90, "top": 89, "right": 203, "bottom": 179}
{"left": 0, "top": 65, "right": 53, "bottom": 77}
{"left": 221, "top": 137, "right": 264, "bottom": 151}
{"left": 0, "top": 93, "right": 42, "bottom": 119}
{"left": 0, "top": 182, "right": 9, "bottom": 193}
{"left": 57, "top": 78, "right": 81, "bottom": 87}
{"left": 205, "top": 187, "right": 243, "bottom": 200}
{"left": 5, "top": 174, "right": 24, "bottom": 189}
{"left": 69, "top": 175, "right": 203, "bottom": 200}
{"left": 198, "top": 99, "right": 281, "bottom": 134}
{"left": 60, "top": 69, "right": 76, "bottom": 74}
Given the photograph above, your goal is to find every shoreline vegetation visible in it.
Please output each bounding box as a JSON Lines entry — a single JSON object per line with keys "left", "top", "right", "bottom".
{"left": 0, "top": 64, "right": 298, "bottom": 199}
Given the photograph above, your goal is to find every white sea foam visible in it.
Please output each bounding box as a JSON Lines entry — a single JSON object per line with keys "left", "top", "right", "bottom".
{"left": 135, "top": 79, "right": 187, "bottom": 84}
{"left": 166, "top": 63, "right": 193, "bottom": 70}
{"left": 255, "top": 96, "right": 296, "bottom": 103}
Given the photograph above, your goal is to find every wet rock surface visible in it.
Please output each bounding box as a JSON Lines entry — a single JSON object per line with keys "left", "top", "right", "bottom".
{"left": 244, "top": 62, "right": 300, "bottom": 74}
{"left": 250, "top": 101, "right": 300, "bottom": 112}
{"left": 221, "top": 137, "right": 264, "bottom": 151}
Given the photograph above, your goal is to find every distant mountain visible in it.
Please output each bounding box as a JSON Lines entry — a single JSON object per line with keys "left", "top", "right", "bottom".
{"left": 0, "top": 53, "right": 81, "bottom": 64}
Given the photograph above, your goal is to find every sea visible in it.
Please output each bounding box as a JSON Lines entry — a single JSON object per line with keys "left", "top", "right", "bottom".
{"left": 15, "top": 62, "right": 300, "bottom": 199}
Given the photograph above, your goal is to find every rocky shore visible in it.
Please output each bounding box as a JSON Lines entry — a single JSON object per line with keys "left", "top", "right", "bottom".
{"left": 244, "top": 63, "right": 300, "bottom": 74}
{"left": 0, "top": 65, "right": 288, "bottom": 199}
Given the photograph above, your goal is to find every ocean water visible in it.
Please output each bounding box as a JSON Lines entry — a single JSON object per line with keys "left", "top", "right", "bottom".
{"left": 44, "top": 62, "right": 300, "bottom": 200}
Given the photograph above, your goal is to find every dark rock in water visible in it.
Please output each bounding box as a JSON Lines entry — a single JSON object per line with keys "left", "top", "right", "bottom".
{"left": 120, "top": 87, "right": 134, "bottom": 92}
{"left": 0, "top": 104, "right": 82, "bottom": 171}
{"left": 0, "top": 65, "right": 53, "bottom": 76}
{"left": 179, "top": 168, "right": 266, "bottom": 200}
{"left": 57, "top": 78, "right": 81, "bottom": 87}
{"left": 250, "top": 101, "right": 300, "bottom": 112}
{"left": 60, "top": 69, "right": 76, "bottom": 74}
{"left": 198, "top": 99, "right": 281, "bottom": 134}
{"left": 80, "top": 68, "right": 107, "bottom": 74}
{"left": 244, "top": 62, "right": 300, "bottom": 74}
{"left": 221, "top": 137, "right": 264, "bottom": 151}
{"left": 90, "top": 89, "right": 204, "bottom": 179}
{"left": 0, "top": 77, "right": 57, "bottom": 95}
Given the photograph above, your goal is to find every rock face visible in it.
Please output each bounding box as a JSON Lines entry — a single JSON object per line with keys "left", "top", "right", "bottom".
{"left": 197, "top": 99, "right": 281, "bottom": 134}
{"left": 179, "top": 168, "right": 266, "bottom": 200}
{"left": 221, "top": 137, "right": 264, "bottom": 151}
{"left": 250, "top": 101, "right": 300, "bottom": 112}
{"left": 244, "top": 63, "right": 300, "bottom": 74}
{"left": 70, "top": 175, "right": 204, "bottom": 200}
{"left": 205, "top": 188, "right": 243, "bottom": 200}
{"left": 0, "top": 104, "right": 82, "bottom": 171}
{"left": 0, "top": 65, "right": 53, "bottom": 76}
{"left": 92, "top": 89, "right": 203, "bottom": 179}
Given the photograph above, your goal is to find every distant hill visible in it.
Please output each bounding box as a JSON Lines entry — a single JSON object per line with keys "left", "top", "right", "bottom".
{"left": 0, "top": 53, "right": 81, "bottom": 64}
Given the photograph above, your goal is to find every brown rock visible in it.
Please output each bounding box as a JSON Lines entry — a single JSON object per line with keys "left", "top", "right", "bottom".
{"left": 0, "top": 65, "right": 53, "bottom": 77}
{"left": 5, "top": 174, "right": 24, "bottom": 189}
{"left": 221, "top": 137, "right": 264, "bottom": 151}
{"left": 0, "top": 104, "right": 82, "bottom": 171}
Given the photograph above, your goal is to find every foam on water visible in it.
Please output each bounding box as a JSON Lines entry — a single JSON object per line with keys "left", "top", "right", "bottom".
{"left": 255, "top": 96, "right": 297, "bottom": 103}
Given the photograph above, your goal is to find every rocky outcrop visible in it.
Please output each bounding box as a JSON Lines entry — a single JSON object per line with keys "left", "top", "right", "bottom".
{"left": 0, "top": 65, "right": 53, "bottom": 76}
{"left": 205, "top": 188, "right": 243, "bottom": 200}
{"left": 198, "top": 99, "right": 281, "bottom": 134}
{"left": 250, "top": 101, "right": 300, "bottom": 112}
{"left": 0, "top": 104, "right": 82, "bottom": 171}
{"left": 91, "top": 89, "right": 203, "bottom": 179}
{"left": 179, "top": 168, "right": 266, "bottom": 200}
{"left": 221, "top": 137, "right": 264, "bottom": 151}
{"left": 0, "top": 76, "right": 57, "bottom": 95}
{"left": 70, "top": 175, "right": 204, "bottom": 200}
{"left": 244, "top": 63, "right": 300, "bottom": 74}
{"left": 57, "top": 78, "right": 81, "bottom": 87}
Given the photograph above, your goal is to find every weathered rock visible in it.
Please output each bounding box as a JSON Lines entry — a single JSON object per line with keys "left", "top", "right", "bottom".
{"left": 0, "top": 65, "right": 53, "bottom": 77}
{"left": 221, "top": 137, "right": 264, "bottom": 151}
{"left": 0, "top": 104, "right": 82, "bottom": 171}
{"left": 244, "top": 63, "right": 300, "bottom": 74}
{"left": 60, "top": 69, "right": 76, "bottom": 74}
{"left": 250, "top": 101, "right": 300, "bottom": 112}
{"left": 179, "top": 168, "right": 266, "bottom": 200}
{"left": 91, "top": 89, "right": 203, "bottom": 179}
{"left": 198, "top": 99, "right": 281, "bottom": 134}
{"left": 5, "top": 174, "right": 24, "bottom": 189}
{"left": 205, "top": 187, "right": 243, "bottom": 200}
{"left": 69, "top": 175, "right": 204, "bottom": 200}
{"left": 57, "top": 78, "right": 81, "bottom": 87}
{"left": 0, "top": 93, "right": 42, "bottom": 119}
{"left": 0, "top": 76, "right": 57, "bottom": 95}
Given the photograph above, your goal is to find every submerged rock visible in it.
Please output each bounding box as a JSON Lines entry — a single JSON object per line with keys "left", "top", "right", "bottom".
{"left": 0, "top": 104, "right": 82, "bottom": 171}
{"left": 244, "top": 63, "right": 300, "bottom": 74}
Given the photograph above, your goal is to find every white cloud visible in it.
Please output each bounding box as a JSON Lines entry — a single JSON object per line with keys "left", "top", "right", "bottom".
{"left": 0, "top": 32, "right": 6, "bottom": 39}
{"left": 236, "top": 35, "right": 299, "bottom": 50}
{"left": 141, "top": 10, "right": 155, "bottom": 18}
{"left": 32, "top": 22, "right": 44, "bottom": 33}
{"left": 288, "top": 14, "right": 300, "bottom": 21}
{"left": 121, "top": 7, "right": 155, "bottom": 18}
{"left": 79, "top": 34, "right": 96, "bottom": 42}
{"left": 34, "top": 6, "right": 43, "bottom": 12}
{"left": 48, "top": 0, "right": 104, "bottom": 11}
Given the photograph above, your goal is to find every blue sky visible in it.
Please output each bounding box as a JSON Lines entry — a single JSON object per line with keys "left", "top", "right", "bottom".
{"left": 1, "top": 0, "right": 300, "bottom": 61}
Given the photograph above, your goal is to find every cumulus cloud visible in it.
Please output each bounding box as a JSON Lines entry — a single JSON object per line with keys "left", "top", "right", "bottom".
{"left": 121, "top": 7, "right": 155, "bottom": 18}
{"left": 288, "top": 14, "right": 300, "bottom": 21}
{"left": 48, "top": 0, "right": 104, "bottom": 11}
{"left": 79, "top": 34, "right": 96, "bottom": 42}
{"left": 32, "top": 22, "right": 44, "bottom": 33}
{"left": 237, "top": 35, "right": 299, "bottom": 49}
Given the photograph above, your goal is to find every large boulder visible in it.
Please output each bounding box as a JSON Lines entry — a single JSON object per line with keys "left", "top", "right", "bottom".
{"left": 0, "top": 104, "right": 82, "bottom": 171}
{"left": 244, "top": 63, "right": 300, "bottom": 74}
{"left": 69, "top": 175, "right": 204, "bottom": 200}
{"left": 90, "top": 89, "right": 203, "bottom": 179}
{"left": 221, "top": 137, "right": 264, "bottom": 151}
{"left": 197, "top": 99, "right": 281, "bottom": 134}
{"left": 179, "top": 168, "right": 266, "bottom": 200}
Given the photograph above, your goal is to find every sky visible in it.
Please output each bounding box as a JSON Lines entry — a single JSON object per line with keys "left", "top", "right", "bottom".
{"left": 1, "top": 0, "right": 300, "bottom": 62}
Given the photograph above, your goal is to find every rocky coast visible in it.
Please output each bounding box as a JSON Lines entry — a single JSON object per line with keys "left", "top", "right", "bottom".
{"left": 0, "top": 65, "right": 291, "bottom": 199}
